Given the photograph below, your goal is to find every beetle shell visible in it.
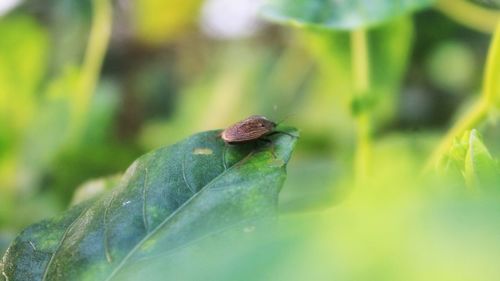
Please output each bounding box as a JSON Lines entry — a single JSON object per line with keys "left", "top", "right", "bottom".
{"left": 221, "top": 115, "right": 276, "bottom": 144}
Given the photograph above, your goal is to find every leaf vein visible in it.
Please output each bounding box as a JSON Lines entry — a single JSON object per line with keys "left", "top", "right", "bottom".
{"left": 222, "top": 145, "right": 228, "bottom": 170}
{"left": 182, "top": 155, "right": 195, "bottom": 194}
{"left": 104, "top": 154, "right": 251, "bottom": 281}
{"left": 41, "top": 206, "right": 90, "bottom": 281}
{"left": 2, "top": 268, "right": 9, "bottom": 281}
{"left": 103, "top": 192, "right": 116, "bottom": 263}
{"left": 142, "top": 168, "right": 149, "bottom": 232}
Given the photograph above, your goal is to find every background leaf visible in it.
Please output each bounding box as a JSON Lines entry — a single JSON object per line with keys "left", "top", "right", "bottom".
{"left": 0, "top": 14, "right": 50, "bottom": 228}
{"left": 468, "top": 0, "right": 500, "bottom": 9}
{"left": 464, "top": 130, "right": 499, "bottom": 188}
{"left": 1, "top": 127, "right": 298, "bottom": 281}
{"left": 440, "top": 129, "right": 499, "bottom": 190}
{"left": 261, "top": 0, "right": 434, "bottom": 30}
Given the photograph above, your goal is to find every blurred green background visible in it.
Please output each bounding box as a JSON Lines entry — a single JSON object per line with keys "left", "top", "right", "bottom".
{"left": 2, "top": 0, "right": 500, "bottom": 279}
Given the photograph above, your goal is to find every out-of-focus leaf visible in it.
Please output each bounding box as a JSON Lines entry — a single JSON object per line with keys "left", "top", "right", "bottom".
{"left": 468, "top": 0, "right": 500, "bottom": 9}
{"left": 106, "top": 155, "right": 500, "bottom": 281}
{"left": 441, "top": 130, "right": 499, "bottom": 189}
{"left": 279, "top": 156, "right": 340, "bottom": 212}
{"left": 17, "top": 68, "right": 78, "bottom": 189}
{"left": 2, "top": 127, "right": 298, "bottom": 281}
{"left": 0, "top": 232, "right": 13, "bottom": 257}
{"left": 0, "top": 14, "right": 49, "bottom": 225}
{"left": 440, "top": 132, "right": 469, "bottom": 176}
{"left": 0, "top": 14, "right": 48, "bottom": 188}
{"left": 78, "top": 80, "right": 120, "bottom": 146}
{"left": 0, "top": 15, "right": 48, "bottom": 132}
{"left": 261, "top": 0, "right": 434, "bottom": 30}
{"left": 1, "top": 193, "right": 63, "bottom": 233}
{"left": 70, "top": 175, "right": 121, "bottom": 206}
{"left": 132, "top": 0, "right": 202, "bottom": 45}
{"left": 18, "top": 70, "right": 120, "bottom": 199}
{"left": 464, "top": 130, "right": 499, "bottom": 188}
{"left": 49, "top": 143, "right": 142, "bottom": 204}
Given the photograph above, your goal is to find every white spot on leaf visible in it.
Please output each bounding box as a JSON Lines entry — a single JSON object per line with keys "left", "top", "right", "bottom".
{"left": 193, "top": 148, "right": 213, "bottom": 155}
{"left": 243, "top": 226, "right": 255, "bottom": 233}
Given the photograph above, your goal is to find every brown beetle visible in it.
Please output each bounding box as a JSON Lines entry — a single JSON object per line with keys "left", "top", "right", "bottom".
{"left": 221, "top": 115, "right": 277, "bottom": 144}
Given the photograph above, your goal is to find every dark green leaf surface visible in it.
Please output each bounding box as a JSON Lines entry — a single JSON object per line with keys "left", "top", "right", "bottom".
{"left": 1, "top": 127, "right": 298, "bottom": 281}
{"left": 261, "top": 0, "right": 435, "bottom": 30}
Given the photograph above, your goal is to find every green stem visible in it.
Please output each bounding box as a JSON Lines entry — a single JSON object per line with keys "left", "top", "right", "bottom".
{"left": 70, "top": 0, "right": 112, "bottom": 142}
{"left": 423, "top": 21, "right": 500, "bottom": 173}
{"left": 350, "top": 29, "right": 371, "bottom": 186}
{"left": 483, "top": 22, "right": 500, "bottom": 105}
{"left": 436, "top": 0, "right": 500, "bottom": 34}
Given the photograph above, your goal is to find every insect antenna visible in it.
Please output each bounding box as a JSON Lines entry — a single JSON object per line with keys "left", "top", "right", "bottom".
{"left": 273, "top": 111, "right": 298, "bottom": 126}
{"left": 265, "top": 113, "right": 299, "bottom": 140}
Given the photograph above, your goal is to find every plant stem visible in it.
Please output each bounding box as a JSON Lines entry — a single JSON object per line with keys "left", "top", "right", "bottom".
{"left": 483, "top": 22, "right": 500, "bottom": 105}
{"left": 70, "top": 0, "right": 112, "bottom": 142}
{"left": 350, "top": 29, "right": 371, "bottom": 186}
{"left": 436, "top": 0, "right": 500, "bottom": 34}
{"left": 423, "top": 21, "right": 500, "bottom": 173}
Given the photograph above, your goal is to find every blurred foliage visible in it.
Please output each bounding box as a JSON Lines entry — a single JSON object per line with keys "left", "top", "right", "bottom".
{"left": 0, "top": 15, "right": 48, "bottom": 187}
{"left": 132, "top": 0, "right": 202, "bottom": 45}
{"left": 112, "top": 188, "right": 500, "bottom": 281}
{"left": 297, "top": 17, "right": 413, "bottom": 144}
{"left": 0, "top": 14, "right": 51, "bottom": 231}
{"left": 69, "top": 174, "right": 121, "bottom": 206}
{"left": 425, "top": 41, "right": 478, "bottom": 93}
{"left": 436, "top": 0, "right": 500, "bottom": 33}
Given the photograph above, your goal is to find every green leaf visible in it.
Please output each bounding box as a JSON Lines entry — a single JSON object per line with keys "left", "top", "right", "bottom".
{"left": 464, "top": 130, "right": 499, "bottom": 189}
{"left": 439, "top": 130, "right": 469, "bottom": 174}
{"left": 1, "top": 127, "right": 298, "bottom": 281}
{"left": 261, "top": 0, "right": 435, "bottom": 30}
{"left": 440, "top": 130, "right": 499, "bottom": 189}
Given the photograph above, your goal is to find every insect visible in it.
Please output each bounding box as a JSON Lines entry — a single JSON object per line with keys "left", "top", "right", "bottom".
{"left": 221, "top": 115, "right": 277, "bottom": 144}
